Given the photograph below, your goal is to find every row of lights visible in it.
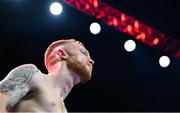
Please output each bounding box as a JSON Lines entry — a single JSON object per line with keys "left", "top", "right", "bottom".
{"left": 49, "top": 2, "right": 170, "bottom": 68}
{"left": 124, "top": 40, "right": 170, "bottom": 68}
{"left": 90, "top": 22, "right": 170, "bottom": 68}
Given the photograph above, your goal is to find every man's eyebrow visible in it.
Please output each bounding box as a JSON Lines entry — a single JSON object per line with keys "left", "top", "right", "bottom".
{"left": 80, "top": 48, "right": 89, "bottom": 55}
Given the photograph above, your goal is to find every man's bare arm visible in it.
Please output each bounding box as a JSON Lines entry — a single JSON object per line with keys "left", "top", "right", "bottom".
{"left": 0, "top": 64, "right": 39, "bottom": 111}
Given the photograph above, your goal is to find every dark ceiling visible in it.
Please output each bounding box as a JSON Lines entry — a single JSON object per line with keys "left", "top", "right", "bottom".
{"left": 0, "top": 0, "right": 180, "bottom": 112}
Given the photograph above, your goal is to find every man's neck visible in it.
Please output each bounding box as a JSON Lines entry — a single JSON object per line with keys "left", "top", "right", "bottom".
{"left": 48, "top": 62, "right": 80, "bottom": 100}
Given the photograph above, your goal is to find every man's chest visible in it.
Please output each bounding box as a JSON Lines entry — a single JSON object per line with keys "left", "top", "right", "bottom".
{"left": 12, "top": 81, "right": 67, "bottom": 112}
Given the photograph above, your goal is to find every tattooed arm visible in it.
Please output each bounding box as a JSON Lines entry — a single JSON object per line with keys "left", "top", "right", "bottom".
{"left": 0, "top": 64, "right": 39, "bottom": 112}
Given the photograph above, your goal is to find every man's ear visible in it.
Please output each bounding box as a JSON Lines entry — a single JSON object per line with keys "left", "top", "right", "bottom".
{"left": 56, "top": 49, "right": 68, "bottom": 60}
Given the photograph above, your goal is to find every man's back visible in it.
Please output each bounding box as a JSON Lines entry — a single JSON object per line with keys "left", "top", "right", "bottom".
{"left": 0, "top": 64, "right": 67, "bottom": 112}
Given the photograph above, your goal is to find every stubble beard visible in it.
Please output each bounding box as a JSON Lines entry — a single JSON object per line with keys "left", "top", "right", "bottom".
{"left": 66, "top": 57, "right": 92, "bottom": 84}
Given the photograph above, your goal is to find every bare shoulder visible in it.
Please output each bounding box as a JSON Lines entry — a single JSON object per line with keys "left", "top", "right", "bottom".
{"left": 1, "top": 64, "right": 39, "bottom": 85}
{"left": 0, "top": 64, "right": 40, "bottom": 109}
{"left": 7, "top": 64, "right": 39, "bottom": 78}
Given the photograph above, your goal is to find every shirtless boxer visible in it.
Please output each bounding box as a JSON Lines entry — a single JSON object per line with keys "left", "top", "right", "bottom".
{"left": 0, "top": 39, "right": 94, "bottom": 112}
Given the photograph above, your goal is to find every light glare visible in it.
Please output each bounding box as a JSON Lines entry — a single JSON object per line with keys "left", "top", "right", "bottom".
{"left": 90, "top": 22, "right": 101, "bottom": 35}
{"left": 124, "top": 40, "right": 136, "bottom": 52}
{"left": 159, "top": 56, "right": 170, "bottom": 68}
{"left": 50, "top": 2, "right": 63, "bottom": 15}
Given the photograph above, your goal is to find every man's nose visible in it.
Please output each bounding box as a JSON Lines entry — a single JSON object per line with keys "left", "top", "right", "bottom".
{"left": 89, "top": 58, "right": 95, "bottom": 65}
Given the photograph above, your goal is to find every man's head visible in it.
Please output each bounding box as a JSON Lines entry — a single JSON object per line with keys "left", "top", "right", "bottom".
{"left": 44, "top": 39, "right": 94, "bottom": 83}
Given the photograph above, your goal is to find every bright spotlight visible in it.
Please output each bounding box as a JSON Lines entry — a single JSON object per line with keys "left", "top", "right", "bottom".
{"left": 90, "top": 22, "right": 101, "bottom": 35}
{"left": 159, "top": 56, "right": 170, "bottom": 68}
{"left": 50, "top": 2, "right": 63, "bottom": 15}
{"left": 124, "top": 40, "right": 136, "bottom": 52}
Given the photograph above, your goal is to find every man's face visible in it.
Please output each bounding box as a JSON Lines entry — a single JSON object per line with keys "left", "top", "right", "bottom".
{"left": 66, "top": 42, "right": 94, "bottom": 84}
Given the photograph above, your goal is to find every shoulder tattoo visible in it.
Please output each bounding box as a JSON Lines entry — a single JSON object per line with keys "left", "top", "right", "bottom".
{"left": 0, "top": 65, "right": 39, "bottom": 108}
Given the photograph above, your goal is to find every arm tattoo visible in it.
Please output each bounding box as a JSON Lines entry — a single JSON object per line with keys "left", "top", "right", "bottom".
{"left": 0, "top": 64, "right": 39, "bottom": 109}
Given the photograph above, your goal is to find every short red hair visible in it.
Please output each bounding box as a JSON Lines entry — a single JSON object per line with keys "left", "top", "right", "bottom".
{"left": 44, "top": 39, "right": 84, "bottom": 71}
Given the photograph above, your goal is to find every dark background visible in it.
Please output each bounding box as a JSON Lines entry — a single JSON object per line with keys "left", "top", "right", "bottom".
{"left": 0, "top": 0, "right": 180, "bottom": 112}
